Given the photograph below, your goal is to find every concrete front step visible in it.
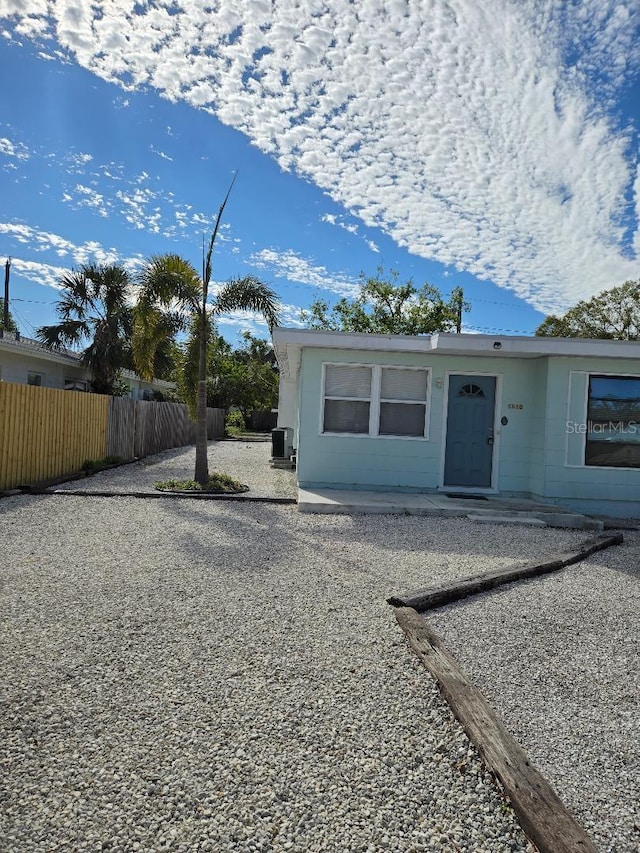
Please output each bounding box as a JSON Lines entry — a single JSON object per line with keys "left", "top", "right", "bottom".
{"left": 297, "top": 488, "right": 604, "bottom": 530}
{"left": 467, "top": 514, "right": 547, "bottom": 527}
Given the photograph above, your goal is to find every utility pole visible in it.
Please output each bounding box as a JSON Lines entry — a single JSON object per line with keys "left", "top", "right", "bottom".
{"left": 455, "top": 287, "right": 463, "bottom": 333}
{"left": 3, "top": 257, "right": 10, "bottom": 331}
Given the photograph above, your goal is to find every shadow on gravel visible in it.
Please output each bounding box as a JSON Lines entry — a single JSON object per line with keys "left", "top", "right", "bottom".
{"left": 155, "top": 497, "right": 301, "bottom": 572}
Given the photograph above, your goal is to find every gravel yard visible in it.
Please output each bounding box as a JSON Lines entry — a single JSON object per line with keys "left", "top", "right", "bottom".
{"left": 54, "top": 439, "right": 298, "bottom": 499}
{"left": 427, "top": 543, "right": 640, "bottom": 853}
{"left": 1, "top": 442, "right": 637, "bottom": 852}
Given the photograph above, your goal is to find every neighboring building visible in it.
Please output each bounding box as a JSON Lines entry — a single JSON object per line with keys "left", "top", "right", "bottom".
{"left": 0, "top": 330, "right": 174, "bottom": 399}
{"left": 273, "top": 327, "right": 640, "bottom": 518}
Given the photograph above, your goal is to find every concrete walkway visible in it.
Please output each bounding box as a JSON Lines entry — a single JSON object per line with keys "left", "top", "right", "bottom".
{"left": 44, "top": 439, "right": 614, "bottom": 531}
{"left": 298, "top": 487, "right": 605, "bottom": 530}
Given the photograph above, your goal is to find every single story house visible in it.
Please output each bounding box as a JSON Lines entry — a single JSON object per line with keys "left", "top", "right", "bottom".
{"left": 273, "top": 327, "right": 640, "bottom": 518}
{"left": 0, "top": 330, "right": 174, "bottom": 399}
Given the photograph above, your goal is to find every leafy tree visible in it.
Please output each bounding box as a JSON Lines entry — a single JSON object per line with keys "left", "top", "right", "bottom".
{"left": 228, "top": 331, "right": 279, "bottom": 421}
{"left": 536, "top": 280, "right": 640, "bottom": 340}
{"left": 36, "top": 263, "right": 135, "bottom": 395}
{"left": 134, "top": 249, "right": 280, "bottom": 484}
{"left": 1, "top": 298, "right": 19, "bottom": 333}
{"left": 175, "top": 329, "right": 278, "bottom": 421}
{"left": 301, "top": 268, "right": 467, "bottom": 335}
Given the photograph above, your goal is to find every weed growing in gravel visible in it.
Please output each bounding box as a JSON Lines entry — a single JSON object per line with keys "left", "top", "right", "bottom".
{"left": 155, "top": 473, "right": 248, "bottom": 493}
{"left": 81, "top": 456, "right": 124, "bottom": 473}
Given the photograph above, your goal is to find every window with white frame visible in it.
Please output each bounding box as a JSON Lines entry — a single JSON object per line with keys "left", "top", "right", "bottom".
{"left": 323, "top": 364, "right": 372, "bottom": 434}
{"left": 322, "top": 364, "right": 429, "bottom": 438}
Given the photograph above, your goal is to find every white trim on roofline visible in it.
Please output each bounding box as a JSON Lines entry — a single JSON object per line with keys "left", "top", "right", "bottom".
{"left": 0, "top": 331, "right": 82, "bottom": 366}
{"left": 0, "top": 332, "right": 175, "bottom": 390}
{"left": 272, "top": 327, "right": 640, "bottom": 380}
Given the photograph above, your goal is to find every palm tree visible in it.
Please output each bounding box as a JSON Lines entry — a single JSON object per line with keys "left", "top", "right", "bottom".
{"left": 134, "top": 237, "right": 280, "bottom": 485}
{"left": 36, "top": 263, "right": 134, "bottom": 395}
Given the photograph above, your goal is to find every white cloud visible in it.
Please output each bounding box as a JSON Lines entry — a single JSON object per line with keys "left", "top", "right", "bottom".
{"left": 70, "top": 183, "right": 109, "bottom": 217}
{"left": 0, "top": 135, "right": 30, "bottom": 160}
{"left": 250, "top": 248, "right": 359, "bottom": 298}
{"left": 321, "top": 211, "right": 382, "bottom": 252}
{"left": 216, "top": 301, "right": 304, "bottom": 337}
{"left": 54, "top": 155, "right": 215, "bottom": 238}
{"left": 9, "top": 257, "right": 67, "bottom": 290}
{"left": 150, "top": 145, "right": 173, "bottom": 161}
{"left": 1, "top": 1, "right": 639, "bottom": 313}
{"left": 65, "top": 151, "right": 93, "bottom": 172}
{"left": 0, "top": 222, "right": 141, "bottom": 277}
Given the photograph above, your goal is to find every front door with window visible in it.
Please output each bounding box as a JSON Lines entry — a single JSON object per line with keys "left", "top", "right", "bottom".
{"left": 443, "top": 375, "right": 496, "bottom": 488}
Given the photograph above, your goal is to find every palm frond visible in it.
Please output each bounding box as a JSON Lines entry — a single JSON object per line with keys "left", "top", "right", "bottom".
{"left": 213, "top": 276, "right": 281, "bottom": 330}
{"left": 132, "top": 305, "right": 165, "bottom": 381}
{"left": 138, "top": 255, "right": 201, "bottom": 313}
{"left": 204, "top": 172, "right": 237, "bottom": 289}
{"left": 36, "top": 319, "right": 90, "bottom": 350}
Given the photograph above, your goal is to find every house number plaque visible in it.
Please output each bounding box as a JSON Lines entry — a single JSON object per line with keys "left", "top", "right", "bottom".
{"left": 507, "top": 403, "right": 524, "bottom": 410}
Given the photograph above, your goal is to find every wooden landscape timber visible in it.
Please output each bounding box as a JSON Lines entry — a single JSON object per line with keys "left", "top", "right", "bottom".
{"left": 387, "top": 533, "right": 623, "bottom": 611}
{"left": 395, "top": 607, "right": 598, "bottom": 853}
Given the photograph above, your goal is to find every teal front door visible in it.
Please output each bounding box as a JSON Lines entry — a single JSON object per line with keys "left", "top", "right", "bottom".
{"left": 444, "top": 375, "right": 496, "bottom": 488}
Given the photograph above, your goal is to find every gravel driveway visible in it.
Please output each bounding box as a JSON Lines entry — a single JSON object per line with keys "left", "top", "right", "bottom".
{"left": 1, "top": 442, "right": 637, "bottom": 852}
{"left": 54, "top": 439, "right": 298, "bottom": 499}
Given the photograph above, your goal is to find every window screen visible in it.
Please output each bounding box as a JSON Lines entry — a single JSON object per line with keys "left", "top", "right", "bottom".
{"left": 324, "top": 365, "right": 371, "bottom": 398}
{"left": 324, "top": 399, "right": 370, "bottom": 433}
{"left": 381, "top": 367, "right": 427, "bottom": 401}
{"left": 322, "top": 363, "right": 428, "bottom": 438}
{"left": 379, "top": 368, "right": 427, "bottom": 436}
{"left": 323, "top": 365, "right": 372, "bottom": 434}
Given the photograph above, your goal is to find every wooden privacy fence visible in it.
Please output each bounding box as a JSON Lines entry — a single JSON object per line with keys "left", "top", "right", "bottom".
{"left": 106, "top": 398, "right": 224, "bottom": 459}
{"left": 0, "top": 383, "right": 108, "bottom": 490}
{"left": 0, "top": 382, "right": 225, "bottom": 490}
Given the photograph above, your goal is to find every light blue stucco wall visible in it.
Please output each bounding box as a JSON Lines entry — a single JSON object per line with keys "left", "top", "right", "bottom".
{"left": 297, "top": 348, "right": 442, "bottom": 491}
{"left": 295, "top": 347, "right": 640, "bottom": 516}
{"left": 296, "top": 347, "right": 544, "bottom": 495}
{"left": 535, "top": 357, "right": 640, "bottom": 516}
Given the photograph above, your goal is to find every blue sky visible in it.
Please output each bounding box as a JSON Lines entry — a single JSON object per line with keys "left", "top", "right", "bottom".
{"left": 0, "top": 1, "right": 638, "bottom": 348}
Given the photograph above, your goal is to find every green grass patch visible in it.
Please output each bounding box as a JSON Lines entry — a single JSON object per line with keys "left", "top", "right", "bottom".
{"left": 155, "top": 473, "right": 249, "bottom": 493}
{"left": 81, "top": 455, "right": 124, "bottom": 473}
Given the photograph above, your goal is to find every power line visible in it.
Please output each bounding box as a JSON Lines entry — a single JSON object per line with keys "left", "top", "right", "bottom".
{"left": 9, "top": 305, "right": 38, "bottom": 336}
{"left": 466, "top": 325, "right": 537, "bottom": 335}
{"left": 10, "top": 298, "right": 58, "bottom": 305}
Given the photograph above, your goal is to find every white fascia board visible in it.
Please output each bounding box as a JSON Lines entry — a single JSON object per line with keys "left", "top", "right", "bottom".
{"left": 273, "top": 328, "right": 433, "bottom": 380}
{"left": 273, "top": 327, "right": 435, "bottom": 354}
{"left": 272, "top": 327, "right": 640, "bottom": 364}
{"left": 272, "top": 328, "right": 434, "bottom": 379}
{"left": 433, "top": 332, "right": 640, "bottom": 358}
{"left": 0, "top": 336, "right": 81, "bottom": 366}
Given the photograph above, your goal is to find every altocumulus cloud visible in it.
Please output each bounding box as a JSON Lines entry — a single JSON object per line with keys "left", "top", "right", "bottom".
{"left": 0, "top": 223, "right": 143, "bottom": 283}
{"left": 251, "top": 248, "right": 358, "bottom": 299}
{"left": 1, "top": 0, "right": 639, "bottom": 312}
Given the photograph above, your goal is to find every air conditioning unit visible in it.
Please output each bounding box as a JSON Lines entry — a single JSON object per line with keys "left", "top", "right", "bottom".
{"left": 272, "top": 426, "right": 294, "bottom": 458}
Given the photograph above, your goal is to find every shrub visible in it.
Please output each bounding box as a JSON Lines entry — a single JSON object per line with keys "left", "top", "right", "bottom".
{"left": 155, "top": 473, "right": 248, "bottom": 493}
{"left": 225, "top": 409, "right": 246, "bottom": 437}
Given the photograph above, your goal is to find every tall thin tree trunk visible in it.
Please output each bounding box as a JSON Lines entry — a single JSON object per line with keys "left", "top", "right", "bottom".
{"left": 194, "top": 306, "right": 209, "bottom": 485}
